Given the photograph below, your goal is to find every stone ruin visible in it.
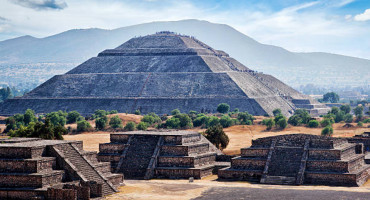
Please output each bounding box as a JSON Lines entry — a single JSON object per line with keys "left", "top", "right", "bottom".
{"left": 0, "top": 32, "right": 329, "bottom": 117}
{"left": 0, "top": 138, "right": 123, "bottom": 199}
{"left": 98, "top": 130, "right": 224, "bottom": 179}
{"left": 219, "top": 134, "right": 370, "bottom": 186}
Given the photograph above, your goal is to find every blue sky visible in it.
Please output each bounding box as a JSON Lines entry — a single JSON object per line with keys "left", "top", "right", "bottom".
{"left": 0, "top": 0, "right": 369, "bottom": 59}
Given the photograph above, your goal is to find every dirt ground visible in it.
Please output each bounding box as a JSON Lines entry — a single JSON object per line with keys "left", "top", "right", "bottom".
{"left": 105, "top": 175, "right": 370, "bottom": 200}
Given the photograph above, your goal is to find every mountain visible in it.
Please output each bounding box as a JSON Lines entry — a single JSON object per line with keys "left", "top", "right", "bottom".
{"left": 0, "top": 19, "right": 369, "bottom": 88}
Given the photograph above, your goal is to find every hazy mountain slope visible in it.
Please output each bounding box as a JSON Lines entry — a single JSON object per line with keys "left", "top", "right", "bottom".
{"left": 0, "top": 19, "right": 368, "bottom": 88}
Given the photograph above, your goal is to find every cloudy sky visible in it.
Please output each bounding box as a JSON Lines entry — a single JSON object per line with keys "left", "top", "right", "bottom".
{"left": 0, "top": 0, "right": 369, "bottom": 59}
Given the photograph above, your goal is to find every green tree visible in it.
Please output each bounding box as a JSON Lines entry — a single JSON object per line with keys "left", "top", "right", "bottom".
{"left": 203, "top": 125, "right": 229, "bottom": 150}
{"left": 220, "top": 115, "right": 233, "bottom": 128}
{"left": 237, "top": 112, "right": 254, "bottom": 125}
{"left": 357, "top": 121, "right": 363, "bottom": 127}
{"left": 165, "top": 117, "right": 181, "bottom": 129}
{"left": 262, "top": 118, "right": 275, "bottom": 130}
{"left": 109, "top": 110, "right": 118, "bottom": 114}
{"left": 141, "top": 113, "right": 161, "bottom": 125}
{"left": 329, "top": 107, "right": 340, "bottom": 115}
{"left": 288, "top": 115, "right": 302, "bottom": 126}
{"left": 354, "top": 106, "right": 364, "bottom": 121}
{"left": 276, "top": 117, "right": 288, "bottom": 129}
{"left": 175, "top": 114, "right": 193, "bottom": 129}
{"left": 109, "top": 115, "right": 123, "bottom": 129}
{"left": 124, "top": 122, "right": 136, "bottom": 131}
{"left": 0, "top": 87, "right": 13, "bottom": 102}
{"left": 134, "top": 109, "right": 141, "bottom": 115}
{"left": 308, "top": 120, "right": 319, "bottom": 128}
{"left": 273, "top": 108, "right": 282, "bottom": 116}
{"left": 171, "top": 109, "right": 181, "bottom": 116}
{"left": 93, "top": 110, "right": 108, "bottom": 119}
{"left": 344, "top": 114, "right": 353, "bottom": 123}
{"left": 217, "top": 103, "right": 230, "bottom": 114}
{"left": 95, "top": 116, "right": 108, "bottom": 130}
{"left": 334, "top": 111, "right": 345, "bottom": 123}
{"left": 67, "top": 111, "right": 81, "bottom": 124}
{"left": 321, "top": 126, "right": 333, "bottom": 136}
{"left": 77, "top": 120, "right": 92, "bottom": 132}
{"left": 45, "top": 111, "right": 67, "bottom": 126}
{"left": 320, "top": 118, "right": 333, "bottom": 127}
{"left": 23, "top": 109, "right": 37, "bottom": 125}
{"left": 340, "top": 104, "right": 351, "bottom": 114}
{"left": 322, "top": 92, "right": 340, "bottom": 103}
{"left": 137, "top": 122, "right": 148, "bottom": 130}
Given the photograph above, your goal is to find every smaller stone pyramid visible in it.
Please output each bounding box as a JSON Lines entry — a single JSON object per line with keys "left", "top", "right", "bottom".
{"left": 98, "top": 130, "right": 222, "bottom": 179}
{"left": 219, "top": 134, "right": 370, "bottom": 186}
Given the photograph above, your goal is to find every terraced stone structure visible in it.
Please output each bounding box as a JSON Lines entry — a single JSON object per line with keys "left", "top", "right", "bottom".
{"left": 218, "top": 134, "right": 370, "bottom": 186}
{"left": 0, "top": 138, "right": 123, "bottom": 199}
{"left": 98, "top": 130, "right": 221, "bottom": 179}
{"left": 0, "top": 32, "right": 329, "bottom": 116}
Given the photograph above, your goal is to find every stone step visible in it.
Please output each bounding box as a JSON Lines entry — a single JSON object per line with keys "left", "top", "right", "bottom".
{"left": 0, "top": 170, "right": 65, "bottom": 188}
{"left": 262, "top": 176, "right": 296, "bottom": 185}
{"left": 99, "top": 143, "right": 128, "bottom": 154}
{"left": 160, "top": 142, "right": 210, "bottom": 156}
{"left": 218, "top": 167, "right": 263, "bottom": 181}
{"left": 230, "top": 156, "right": 266, "bottom": 170}
{"left": 0, "top": 157, "right": 56, "bottom": 173}
{"left": 157, "top": 152, "right": 216, "bottom": 168}
{"left": 155, "top": 164, "right": 214, "bottom": 179}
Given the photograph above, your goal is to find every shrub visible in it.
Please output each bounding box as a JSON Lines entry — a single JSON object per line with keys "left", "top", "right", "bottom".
{"left": 109, "top": 116, "right": 123, "bottom": 129}
{"left": 203, "top": 125, "right": 229, "bottom": 150}
{"left": 160, "top": 115, "right": 168, "bottom": 121}
{"left": 308, "top": 120, "right": 319, "bottom": 128}
{"left": 124, "top": 122, "right": 136, "bottom": 131}
{"left": 320, "top": 118, "right": 333, "bottom": 127}
{"left": 141, "top": 113, "right": 161, "bottom": 125}
{"left": 354, "top": 106, "right": 364, "bottom": 121}
{"left": 207, "top": 116, "right": 220, "bottom": 128}
{"left": 363, "top": 118, "right": 370, "bottom": 123}
{"left": 237, "top": 112, "right": 254, "bottom": 125}
{"left": 137, "top": 122, "right": 148, "bottom": 130}
{"left": 321, "top": 126, "right": 333, "bottom": 136}
{"left": 46, "top": 111, "right": 67, "bottom": 127}
{"left": 217, "top": 103, "right": 230, "bottom": 114}
{"left": 220, "top": 115, "right": 233, "bottom": 128}
{"left": 8, "top": 119, "right": 65, "bottom": 140}
{"left": 134, "top": 109, "right": 141, "bottom": 115}
{"left": 357, "top": 122, "right": 364, "bottom": 127}
{"left": 344, "top": 114, "right": 353, "bottom": 123}
{"left": 262, "top": 118, "right": 275, "bottom": 130}
{"left": 23, "top": 109, "right": 37, "bottom": 125}
{"left": 67, "top": 111, "right": 81, "bottom": 124}
{"left": 95, "top": 116, "right": 108, "bottom": 130}
{"left": 175, "top": 114, "right": 193, "bottom": 129}
{"left": 165, "top": 117, "right": 181, "bottom": 129}
{"left": 334, "top": 111, "right": 345, "bottom": 123}
{"left": 288, "top": 115, "right": 302, "bottom": 126}
{"left": 272, "top": 108, "right": 282, "bottom": 116}
{"left": 277, "top": 117, "right": 288, "bottom": 129}
{"left": 294, "top": 109, "right": 311, "bottom": 124}
{"left": 171, "top": 109, "right": 181, "bottom": 116}
{"left": 92, "top": 110, "right": 108, "bottom": 119}
{"left": 109, "top": 110, "right": 118, "bottom": 114}
{"left": 77, "top": 120, "right": 92, "bottom": 132}
{"left": 340, "top": 104, "right": 351, "bottom": 114}
{"left": 193, "top": 116, "right": 207, "bottom": 127}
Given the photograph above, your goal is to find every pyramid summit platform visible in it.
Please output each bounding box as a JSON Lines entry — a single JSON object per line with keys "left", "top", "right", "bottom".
{"left": 0, "top": 32, "right": 329, "bottom": 116}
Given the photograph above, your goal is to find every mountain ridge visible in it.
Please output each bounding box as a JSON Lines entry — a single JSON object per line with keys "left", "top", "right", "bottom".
{"left": 0, "top": 19, "right": 368, "bottom": 88}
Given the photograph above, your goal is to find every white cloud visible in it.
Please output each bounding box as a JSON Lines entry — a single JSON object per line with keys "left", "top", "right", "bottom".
{"left": 354, "top": 9, "right": 370, "bottom": 21}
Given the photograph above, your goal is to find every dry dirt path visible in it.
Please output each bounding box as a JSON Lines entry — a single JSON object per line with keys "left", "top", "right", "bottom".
{"left": 104, "top": 175, "right": 370, "bottom": 200}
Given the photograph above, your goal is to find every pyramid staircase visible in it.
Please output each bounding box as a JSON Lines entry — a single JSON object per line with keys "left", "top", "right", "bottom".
{"left": 0, "top": 138, "right": 123, "bottom": 199}
{"left": 219, "top": 134, "right": 370, "bottom": 186}
{"left": 98, "top": 131, "right": 220, "bottom": 179}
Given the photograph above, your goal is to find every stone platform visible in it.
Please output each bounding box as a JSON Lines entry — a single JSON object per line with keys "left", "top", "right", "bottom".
{"left": 218, "top": 134, "right": 370, "bottom": 186}
{"left": 98, "top": 130, "right": 222, "bottom": 179}
{"left": 0, "top": 137, "right": 123, "bottom": 199}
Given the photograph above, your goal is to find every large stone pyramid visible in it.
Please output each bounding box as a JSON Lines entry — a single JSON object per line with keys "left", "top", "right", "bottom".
{"left": 0, "top": 32, "right": 329, "bottom": 116}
